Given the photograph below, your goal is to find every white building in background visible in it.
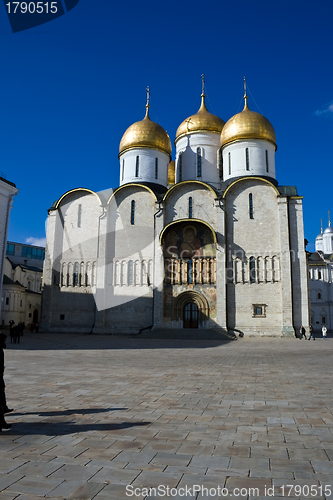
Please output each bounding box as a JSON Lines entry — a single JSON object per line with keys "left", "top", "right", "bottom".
{"left": 0, "top": 175, "right": 18, "bottom": 323}
{"left": 1, "top": 241, "right": 45, "bottom": 328}
{"left": 41, "top": 83, "right": 310, "bottom": 337}
{"left": 308, "top": 217, "right": 333, "bottom": 332}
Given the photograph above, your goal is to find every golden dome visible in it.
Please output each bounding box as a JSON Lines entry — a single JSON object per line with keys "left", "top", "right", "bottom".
{"left": 119, "top": 105, "right": 172, "bottom": 156}
{"left": 220, "top": 97, "right": 276, "bottom": 148}
{"left": 175, "top": 94, "right": 225, "bottom": 142}
{"left": 167, "top": 160, "right": 175, "bottom": 185}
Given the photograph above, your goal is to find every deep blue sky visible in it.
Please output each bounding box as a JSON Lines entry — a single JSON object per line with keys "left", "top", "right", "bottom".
{"left": 1, "top": 0, "right": 332, "bottom": 251}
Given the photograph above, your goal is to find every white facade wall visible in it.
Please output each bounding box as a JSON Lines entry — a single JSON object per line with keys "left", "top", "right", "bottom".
{"left": 175, "top": 132, "right": 221, "bottom": 188}
{"left": 0, "top": 178, "right": 18, "bottom": 322}
{"left": 119, "top": 148, "right": 169, "bottom": 187}
{"left": 222, "top": 139, "right": 276, "bottom": 182}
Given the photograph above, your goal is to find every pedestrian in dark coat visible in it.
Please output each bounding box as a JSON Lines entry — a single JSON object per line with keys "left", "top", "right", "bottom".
{"left": 0, "top": 333, "right": 12, "bottom": 431}
{"left": 299, "top": 326, "right": 306, "bottom": 339}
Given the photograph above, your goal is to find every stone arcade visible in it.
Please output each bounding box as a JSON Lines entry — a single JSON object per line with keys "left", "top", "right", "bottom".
{"left": 41, "top": 84, "right": 309, "bottom": 336}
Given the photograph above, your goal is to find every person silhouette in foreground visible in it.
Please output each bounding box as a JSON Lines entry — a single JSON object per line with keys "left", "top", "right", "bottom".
{"left": 0, "top": 333, "right": 13, "bottom": 431}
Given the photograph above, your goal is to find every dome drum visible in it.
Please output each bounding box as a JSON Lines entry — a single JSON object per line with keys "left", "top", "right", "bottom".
{"left": 222, "top": 139, "right": 276, "bottom": 182}
{"left": 119, "top": 148, "right": 169, "bottom": 187}
{"left": 175, "top": 132, "right": 222, "bottom": 187}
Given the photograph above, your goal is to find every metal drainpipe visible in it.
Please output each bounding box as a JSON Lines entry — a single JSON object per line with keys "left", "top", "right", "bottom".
{"left": 152, "top": 200, "right": 163, "bottom": 327}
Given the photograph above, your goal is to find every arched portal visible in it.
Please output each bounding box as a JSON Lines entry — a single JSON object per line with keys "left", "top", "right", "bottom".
{"left": 172, "top": 290, "right": 210, "bottom": 329}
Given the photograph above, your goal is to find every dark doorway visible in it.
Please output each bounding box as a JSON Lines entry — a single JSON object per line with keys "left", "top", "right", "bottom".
{"left": 183, "top": 302, "right": 199, "bottom": 328}
{"left": 33, "top": 309, "right": 39, "bottom": 323}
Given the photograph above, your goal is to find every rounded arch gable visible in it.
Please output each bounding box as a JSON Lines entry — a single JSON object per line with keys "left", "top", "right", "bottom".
{"left": 159, "top": 218, "right": 217, "bottom": 246}
{"left": 223, "top": 177, "right": 280, "bottom": 199}
{"left": 107, "top": 183, "right": 158, "bottom": 205}
{"left": 163, "top": 180, "right": 217, "bottom": 202}
{"left": 54, "top": 188, "right": 101, "bottom": 209}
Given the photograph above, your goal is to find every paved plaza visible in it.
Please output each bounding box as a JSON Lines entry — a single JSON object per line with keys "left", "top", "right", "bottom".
{"left": 0, "top": 333, "right": 333, "bottom": 499}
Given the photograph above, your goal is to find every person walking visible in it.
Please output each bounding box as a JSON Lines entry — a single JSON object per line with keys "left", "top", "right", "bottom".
{"left": 0, "top": 333, "right": 12, "bottom": 431}
{"left": 308, "top": 325, "right": 315, "bottom": 341}
{"left": 299, "top": 325, "right": 306, "bottom": 339}
{"left": 322, "top": 325, "right": 328, "bottom": 339}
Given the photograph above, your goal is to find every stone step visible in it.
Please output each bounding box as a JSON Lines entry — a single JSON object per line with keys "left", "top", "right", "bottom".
{"left": 136, "top": 328, "right": 237, "bottom": 340}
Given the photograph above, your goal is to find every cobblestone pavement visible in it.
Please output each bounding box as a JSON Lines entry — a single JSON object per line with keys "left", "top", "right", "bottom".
{"left": 0, "top": 333, "right": 332, "bottom": 499}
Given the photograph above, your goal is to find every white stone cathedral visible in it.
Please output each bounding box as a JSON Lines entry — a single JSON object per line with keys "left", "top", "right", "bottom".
{"left": 41, "top": 83, "right": 310, "bottom": 337}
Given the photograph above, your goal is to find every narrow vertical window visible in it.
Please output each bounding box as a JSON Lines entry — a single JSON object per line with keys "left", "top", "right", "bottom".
{"left": 188, "top": 259, "right": 193, "bottom": 284}
{"left": 131, "top": 200, "right": 135, "bottom": 225}
{"left": 265, "top": 150, "right": 269, "bottom": 172}
{"left": 228, "top": 152, "right": 231, "bottom": 175}
{"left": 250, "top": 256, "right": 256, "bottom": 283}
{"left": 73, "top": 262, "right": 79, "bottom": 286}
{"left": 249, "top": 193, "right": 254, "bottom": 219}
{"left": 122, "top": 159, "right": 125, "bottom": 180}
{"left": 128, "top": 260, "right": 133, "bottom": 285}
{"left": 77, "top": 204, "right": 82, "bottom": 228}
{"left": 219, "top": 150, "right": 223, "bottom": 180}
{"left": 179, "top": 153, "right": 182, "bottom": 181}
{"left": 155, "top": 158, "right": 158, "bottom": 179}
{"left": 197, "top": 147, "right": 202, "bottom": 177}
{"left": 189, "top": 197, "right": 193, "bottom": 218}
{"left": 135, "top": 156, "right": 139, "bottom": 177}
{"left": 246, "top": 148, "right": 250, "bottom": 170}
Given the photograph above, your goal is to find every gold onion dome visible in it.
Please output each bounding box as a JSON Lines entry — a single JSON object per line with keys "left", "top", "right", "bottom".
{"left": 175, "top": 94, "right": 225, "bottom": 142}
{"left": 220, "top": 96, "right": 276, "bottom": 149}
{"left": 119, "top": 105, "right": 172, "bottom": 156}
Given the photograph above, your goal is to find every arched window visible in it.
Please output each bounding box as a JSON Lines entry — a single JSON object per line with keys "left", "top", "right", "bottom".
{"left": 189, "top": 197, "right": 193, "bottom": 218}
{"left": 73, "top": 262, "right": 79, "bottom": 286}
{"left": 155, "top": 158, "right": 158, "bottom": 179}
{"left": 228, "top": 152, "right": 231, "bottom": 175}
{"left": 265, "top": 150, "right": 269, "bottom": 172}
{"left": 246, "top": 148, "right": 250, "bottom": 170}
{"left": 135, "top": 156, "right": 139, "bottom": 177}
{"left": 5, "top": 297, "right": 9, "bottom": 305}
{"left": 77, "top": 204, "right": 82, "bottom": 228}
{"left": 128, "top": 260, "right": 134, "bottom": 285}
{"left": 250, "top": 256, "right": 256, "bottom": 283}
{"left": 318, "top": 270, "right": 322, "bottom": 279}
{"left": 131, "top": 200, "right": 135, "bottom": 225}
{"left": 197, "top": 148, "right": 202, "bottom": 177}
{"left": 249, "top": 193, "right": 254, "bottom": 219}
{"left": 318, "top": 292, "right": 321, "bottom": 300}
{"left": 179, "top": 153, "right": 182, "bottom": 181}
{"left": 122, "top": 159, "right": 125, "bottom": 180}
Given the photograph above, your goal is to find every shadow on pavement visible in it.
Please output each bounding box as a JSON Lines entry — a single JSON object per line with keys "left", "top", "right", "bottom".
{"left": 3, "top": 420, "right": 151, "bottom": 436}
{"left": 10, "top": 407, "right": 127, "bottom": 417}
{"left": 5, "top": 332, "right": 236, "bottom": 351}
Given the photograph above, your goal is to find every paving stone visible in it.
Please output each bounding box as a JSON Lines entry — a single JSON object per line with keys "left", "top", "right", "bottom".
{"left": 2, "top": 334, "right": 333, "bottom": 498}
